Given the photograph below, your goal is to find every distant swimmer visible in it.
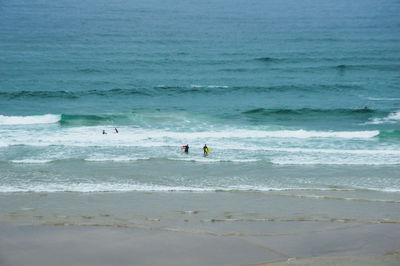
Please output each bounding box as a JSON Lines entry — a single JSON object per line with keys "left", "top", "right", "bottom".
{"left": 181, "top": 144, "right": 189, "bottom": 153}
{"left": 102, "top": 130, "right": 107, "bottom": 134}
{"left": 203, "top": 144, "right": 209, "bottom": 155}
{"left": 115, "top": 128, "right": 118, "bottom": 133}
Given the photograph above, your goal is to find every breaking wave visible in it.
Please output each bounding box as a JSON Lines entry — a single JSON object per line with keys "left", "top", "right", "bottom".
{"left": 367, "top": 110, "right": 400, "bottom": 125}
{"left": 0, "top": 114, "right": 61, "bottom": 125}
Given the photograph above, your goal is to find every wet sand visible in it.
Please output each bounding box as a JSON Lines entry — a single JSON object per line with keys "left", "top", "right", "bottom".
{"left": 0, "top": 224, "right": 399, "bottom": 266}
{"left": 0, "top": 191, "right": 399, "bottom": 265}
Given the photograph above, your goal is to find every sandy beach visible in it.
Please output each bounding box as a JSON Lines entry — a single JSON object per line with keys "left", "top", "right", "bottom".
{"left": 0, "top": 223, "right": 399, "bottom": 265}
{"left": 1, "top": 191, "right": 399, "bottom": 265}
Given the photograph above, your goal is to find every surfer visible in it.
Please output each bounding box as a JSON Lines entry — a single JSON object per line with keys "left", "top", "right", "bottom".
{"left": 203, "top": 144, "right": 208, "bottom": 155}
{"left": 102, "top": 130, "right": 107, "bottom": 134}
{"left": 181, "top": 144, "right": 189, "bottom": 153}
{"left": 115, "top": 128, "right": 118, "bottom": 133}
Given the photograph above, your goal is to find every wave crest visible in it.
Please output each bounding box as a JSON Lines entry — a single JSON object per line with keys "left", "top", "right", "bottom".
{"left": 367, "top": 110, "right": 400, "bottom": 125}
{"left": 0, "top": 114, "right": 61, "bottom": 125}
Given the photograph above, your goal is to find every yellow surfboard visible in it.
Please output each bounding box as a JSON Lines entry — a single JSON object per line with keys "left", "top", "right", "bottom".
{"left": 205, "top": 147, "right": 210, "bottom": 152}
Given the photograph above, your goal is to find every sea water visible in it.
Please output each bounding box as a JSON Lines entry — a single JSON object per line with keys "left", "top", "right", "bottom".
{"left": 0, "top": 0, "right": 400, "bottom": 197}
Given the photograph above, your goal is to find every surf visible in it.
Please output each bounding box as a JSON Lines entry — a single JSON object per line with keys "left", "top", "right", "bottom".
{"left": 0, "top": 114, "right": 61, "bottom": 125}
{"left": 366, "top": 110, "right": 400, "bottom": 125}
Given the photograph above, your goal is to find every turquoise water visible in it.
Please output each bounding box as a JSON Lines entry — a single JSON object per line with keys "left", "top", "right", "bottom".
{"left": 0, "top": 0, "right": 400, "bottom": 193}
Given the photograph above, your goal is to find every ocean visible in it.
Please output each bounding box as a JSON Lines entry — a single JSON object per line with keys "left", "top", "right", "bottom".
{"left": 0, "top": 0, "right": 399, "bottom": 197}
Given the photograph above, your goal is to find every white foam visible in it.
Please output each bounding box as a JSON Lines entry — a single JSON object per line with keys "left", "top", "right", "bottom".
{"left": 0, "top": 114, "right": 61, "bottom": 125}
{"left": 368, "top": 97, "right": 400, "bottom": 101}
{"left": 243, "top": 129, "right": 379, "bottom": 139}
{"left": 0, "top": 182, "right": 302, "bottom": 193}
{"left": 85, "top": 156, "right": 150, "bottom": 162}
{"left": 0, "top": 183, "right": 219, "bottom": 193}
{"left": 367, "top": 110, "right": 400, "bottom": 125}
{"left": 1, "top": 182, "right": 398, "bottom": 193}
{"left": 271, "top": 158, "right": 400, "bottom": 165}
{"left": 177, "top": 157, "right": 259, "bottom": 163}
{"left": 11, "top": 159, "right": 53, "bottom": 164}
{"left": 206, "top": 85, "right": 229, "bottom": 88}
{"left": 140, "top": 129, "right": 379, "bottom": 140}
{"left": 0, "top": 127, "right": 380, "bottom": 148}
{"left": 261, "top": 147, "right": 400, "bottom": 155}
{"left": 190, "top": 84, "right": 229, "bottom": 88}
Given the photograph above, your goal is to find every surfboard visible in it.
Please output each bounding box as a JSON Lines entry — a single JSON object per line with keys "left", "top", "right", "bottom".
{"left": 205, "top": 147, "right": 210, "bottom": 152}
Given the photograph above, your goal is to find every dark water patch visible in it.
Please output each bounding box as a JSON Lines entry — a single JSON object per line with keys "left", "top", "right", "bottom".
{"left": 242, "top": 108, "right": 381, "bottom": 121}
{"left": 87, "top": 88, "right": 151, "bottom": 96}
{"left": 0, "top": 84, "right": 365, "bottom": 102}
{"left": 87, "top": 89, "right": 108, "bottom": 96}
{"left": 243, "top": 107, "right": 378, "bottom": 115}
{"left": 156, "top": 86, "right": 191, "bottom": 93}
{"left": 255, "top": 57, "right": 278, "bottom": 62}
{"left": 333, "top": 64, "right": 400, "bottom": 71}
{"left": 233, "top": 84, "right": 363, "bottom": 93}
{"left": 1, "top": 90, "right": 78, "bottom": 100}
{"left": 157, "top": 84, "right": 365, "bottom": 94}
{"left": 109, "top": 88, "right": 152, "bottom": 96}
{"left": 154, "top": 84, "right": 364, "bottom": 95}
{"left": 220, "top": 68, "right": 250, "bottom": 72}
{"left": 0, "top": 88, "right": 151, "bottom": 100}
{"left": 155, "top": 85, "right": 230, "bottom": 95}
{"left": 77, "top": 68, "right": 102, "bottom": 73}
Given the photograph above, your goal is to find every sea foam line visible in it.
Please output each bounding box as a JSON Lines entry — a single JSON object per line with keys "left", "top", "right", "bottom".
{"left": 0, "top": 183, "right": 399, "bottom": 193}
{"left": 0, "top": 114, "right": 61, "bottom": 125}
{"left": 368, "top": 97, "right": 400, "bottom": 101}
{"left": 259, "top": 147, "right": 400, "bottom": 155}
{"left": 11, "top": 159, "right": 53, "bottom": 164}
{"left": 131, "top": 129, "right": 380, "bottom": 139}
{"left": 271, "top": 159, "right": 400, "bottom": 165}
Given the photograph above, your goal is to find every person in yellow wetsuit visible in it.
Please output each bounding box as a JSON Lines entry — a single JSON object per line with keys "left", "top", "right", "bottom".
{"left": 203, "top": 144, "right": 208, "bottom": 155}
